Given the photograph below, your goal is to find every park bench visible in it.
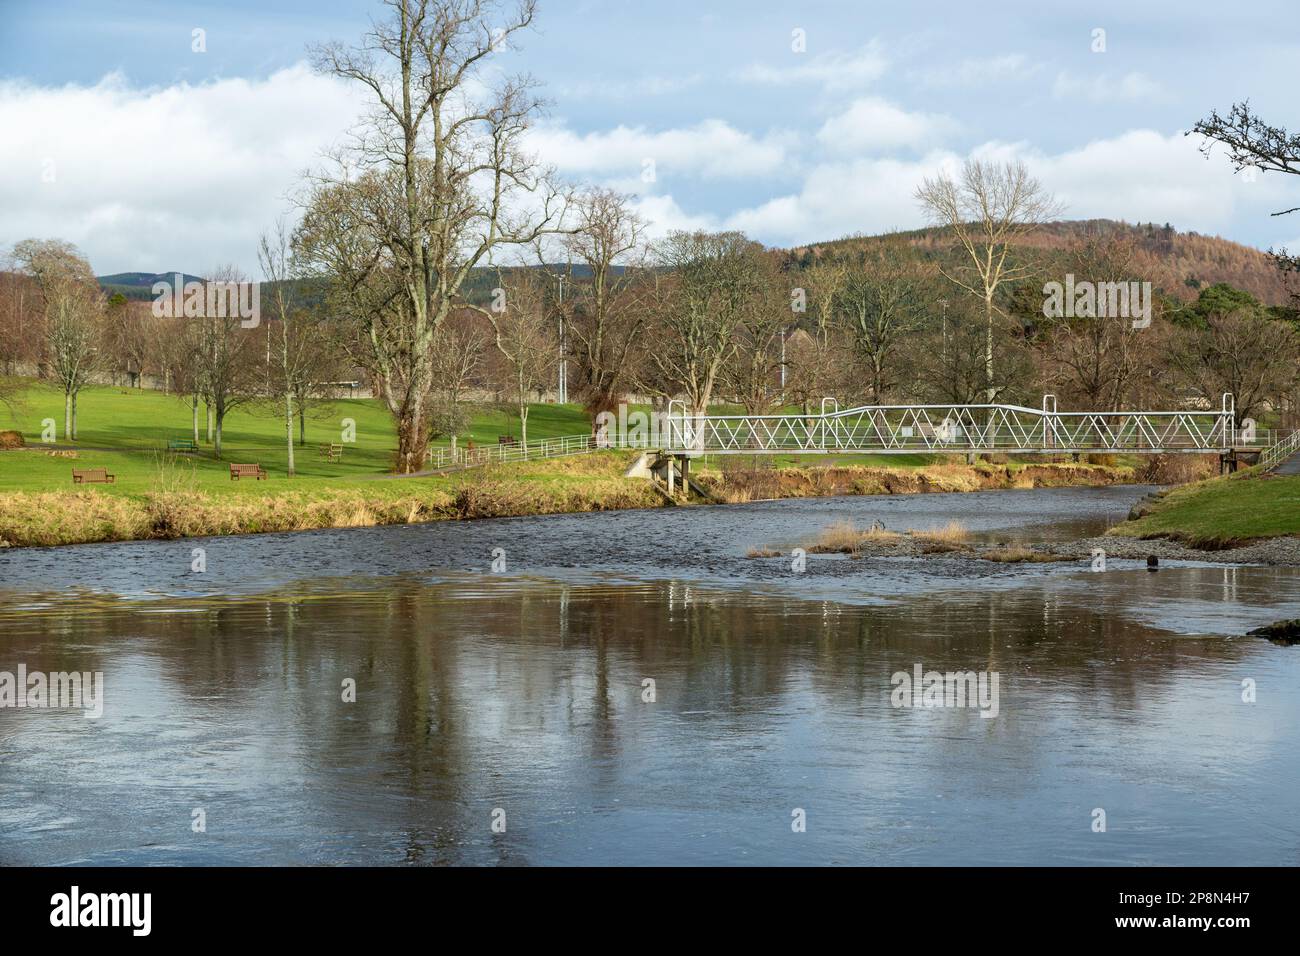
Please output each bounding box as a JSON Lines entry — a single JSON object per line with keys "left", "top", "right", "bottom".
{"left": 498, "top": 435, "right": 517, "bottom": 446}
{"left": 168, "top": 438, "right": 197, "bottom": 453}
{"left": 229, "top": 463, "right": 267, "bottom": 481}
{"left": 318, "top": 443, "right": 343, "bottom": 462}
{"left": 72, "top": 468, "right": 115, "bottom": 484}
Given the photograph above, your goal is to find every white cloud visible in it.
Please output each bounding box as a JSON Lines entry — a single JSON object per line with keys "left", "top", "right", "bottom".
{"left": 912, "top": 54, "right": 1043, "bottom": 88}
{"left": 1052, "top": 70, "right": 1167, "bottom": 103}
{"left": 0, "top": 64, "right": 364, "bottom": 275}
{"left": 558, "top": 73, "right": 705, "bottom": 100}
{"left": 528, "top": 118, "right": 789, "bottom": 180}
{"left": 724, "top": 130, "right": 1289, "bottom": 248}
{"left": 735, "top": 42, "right": 887, "bottom": 92}
{"left": 816, "top": 97, "right": 956, "bottom": 154}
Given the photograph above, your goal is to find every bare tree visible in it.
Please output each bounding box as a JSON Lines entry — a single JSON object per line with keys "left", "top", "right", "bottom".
{"left": 646, "top": 231, "right": 765, "bottom": 417}
{"left": 12, "top": 239, "right": 103, "bottom": 440}
{"left": 260, "top": 222, "right": 333, "bottom": 475}
{"left": 909, "top": 299, "right": 1034, "bottom": 406}
{"left": 793, "top": 257, "right": 848, "bottom": 408}
{"left": 431, "top": 309, "right": 487, "bottom": 405}
{"left": 722, "top": 259, "right": 789, "bottom": 414}
{"left": 554, "top": 188, "right": 648, "bottom": 420}
{"left": 1168, "top": 308, "right": 1300, "bottom": 426}
{"left": 1191, "top": 102, "right": 1300, "bottom": 289}
{"left": 1036, "top": 229, "right": 1156, "bottom": 411}
{"left": 103, "top": 294, "right": 153, "bottom": 388}
{"left": 834, "top": 245, "right": 929, "bottom": 403}
{"left": 428, "top": 309, "right": 488, "bottom": 444}
{"left": 488, "top": 269, "right": 555, "bottom": 445}
{"left": 915, "top": 160, "right": 1060, "bottom": 401}
{"left": 193, "top": 266, "right": 260, "bottom": 459}
{"left": 297, "top": 0, "right": 569, "bottom": 472}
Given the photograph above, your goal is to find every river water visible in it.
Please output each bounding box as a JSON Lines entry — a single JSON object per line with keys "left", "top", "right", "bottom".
{"left": 1, "top": 486, "right": 1298, "bottom": 866}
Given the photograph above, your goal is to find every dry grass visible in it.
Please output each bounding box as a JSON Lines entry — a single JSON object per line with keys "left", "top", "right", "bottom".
{"left": 796, "top": 520, "right": 902, "bottom": 555}
{"left": 915, "top": 520, "right": 969, "bottom": 545}
{"left": 0, "top": 467, "right": 659, "bottom": 548}
{"left": 703, "top": 460, "right": 1134, "bottom": 503}
{"left": 1136, "top": 454, "right": 1219, "bottom": 485}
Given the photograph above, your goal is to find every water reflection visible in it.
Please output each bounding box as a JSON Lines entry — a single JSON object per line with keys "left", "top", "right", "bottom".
{"left": 2, "top": 568, "right": 1298, "bottom": 865}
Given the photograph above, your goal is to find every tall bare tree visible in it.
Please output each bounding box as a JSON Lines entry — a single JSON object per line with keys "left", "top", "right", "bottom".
{"left": 12, "top": 239, "right": 103, "bottom": 440}
{"left": 193, "top": 267, "right": 260, "bottom": 459}
{"left": 722, "top": 259, "right": 788, "bottom": 414}
{"left": 488, "top": 269, "right": 555, "bottom": 445}
{"left": 553, "top": 188, "right": 648, "bottom": 420}
{"left": 916, "top": 160, "right": 1060, "bottom": 402}
{"left": 260, "top": 223, "right": 324, "bottom": 475}
{"left": 297, "top": 0, "right": 569, "bottom": 472}
{"left": 834, "top": 245, "right": 929, "bottom": 403}
{"left": 646, "top": 231, "right": 765, "bottom": 417}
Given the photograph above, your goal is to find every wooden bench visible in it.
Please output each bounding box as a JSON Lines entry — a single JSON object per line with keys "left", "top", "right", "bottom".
{"left": 498, "top": 435, "right": 518, "bottom": 446}
{"left": 318, "top": 443, "right": 343, "bottom": 462}
{"left": 72, "top": 468, "right": 115, "bottom": 484}
{"left": 229, "top": 463, "right": 267, "bottom": 481}
{"left": 168, "top": 438, "right": 197, "bottom": 453}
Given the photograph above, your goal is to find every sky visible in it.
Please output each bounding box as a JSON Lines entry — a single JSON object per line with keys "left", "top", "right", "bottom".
{"left": 1, "top": 0, "right": 1298, "bottom": 276}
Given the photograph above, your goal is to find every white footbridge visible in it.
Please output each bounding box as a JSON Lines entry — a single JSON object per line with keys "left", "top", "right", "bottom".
{"left": 662, "top": 395, "right": 1268, "bottom": 457}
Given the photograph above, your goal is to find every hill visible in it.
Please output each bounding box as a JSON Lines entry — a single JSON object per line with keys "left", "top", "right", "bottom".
{"left": 788, "top": 219, "right": 1297, "bottom": 307}
{"left": 98, "top": 272, "right": 208, "bottom": 301}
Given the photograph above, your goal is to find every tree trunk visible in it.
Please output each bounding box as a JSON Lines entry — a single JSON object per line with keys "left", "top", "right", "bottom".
{"left": 214, "top": 413, "right": 223, "bottom": 460}
{"left": 71, "top": 392, "right": 78, "bottom": 441}
{"left": 286, "top": 393, "right": 296, "bottom": 477}
{"left": 299, "top": 403, "right": 306, "bottom": 446}
{"left": 206, "top": 404, "right": 214, "bottom": 443}
{"left": 520, "top": 404, "right": 528, "bottom": 449}
{"left": 395, "top": 413, "right": 428, "bottom": 473}
{"left": 192, "top": 397, "right": 199, "bottom": 445}
{"left": 64, "top": 391, "right": 72, "bottom": 443}
{"left": 984, "top": 295, "right": 996, "bottom": 404}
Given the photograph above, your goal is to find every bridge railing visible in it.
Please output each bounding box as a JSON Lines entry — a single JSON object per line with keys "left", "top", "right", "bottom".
{"left": 425, "top": 433, "right": 608, "bottom": 471}
{"left": 663, "top": 400, "right": 1242, "bottom": 455}
{"left": 1258, "top": 428, "right": 1300, "bottom": 471}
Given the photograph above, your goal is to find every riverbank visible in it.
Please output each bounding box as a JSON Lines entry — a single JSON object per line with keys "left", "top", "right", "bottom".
{"left": 1108, "top": 467, "right": 1300, "bottom": 547}
{"left": 747, "top": 466, "right": 1300, "bottom": 566}
{"left": 756, "top": 523, "right": 1300, "bottom": 566}
{"left": 0, "top": 453, "right": 1139, "bottom": 549}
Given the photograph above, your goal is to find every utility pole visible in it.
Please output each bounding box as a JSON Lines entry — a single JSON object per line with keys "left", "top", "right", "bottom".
{"left": 779, "top": 327, "right": 787, "bottom": 399}
{"left": 557, "top": 274, "right": 567, "bottom": 404}
{"left": 939, "top": 299, "right": 949, "bottom": 364}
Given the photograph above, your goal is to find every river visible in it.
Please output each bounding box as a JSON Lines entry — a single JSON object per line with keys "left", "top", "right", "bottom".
{"left": 1, "top": 486, "right": 1298, "bottom": 865}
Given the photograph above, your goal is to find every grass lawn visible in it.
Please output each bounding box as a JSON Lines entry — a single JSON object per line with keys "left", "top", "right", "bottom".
{"left": 1111, "top": 470, "right": 1300, "bottom": 544}
{"left": 0, "top": 380, "right": 591, "bottom": 494}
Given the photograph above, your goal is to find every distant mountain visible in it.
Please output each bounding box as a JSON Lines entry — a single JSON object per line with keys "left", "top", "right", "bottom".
{"left": 98, "top": 272, "right": 207, "bottom": 301}
{"left": 787, "top": 219, "right": 1297, "bottom": 307}
{"left": 96, "top": 263, "right": 615, "bottom": 306}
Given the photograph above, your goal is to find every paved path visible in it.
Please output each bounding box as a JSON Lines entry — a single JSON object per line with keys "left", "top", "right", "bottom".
{"left": 1274, "top": 451, "right": 1300, "bottom": 476}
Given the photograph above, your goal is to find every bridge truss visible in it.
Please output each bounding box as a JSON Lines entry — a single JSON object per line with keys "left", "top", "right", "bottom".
{"left": 663, "top": 395, "right": 1256, "bottom": 456}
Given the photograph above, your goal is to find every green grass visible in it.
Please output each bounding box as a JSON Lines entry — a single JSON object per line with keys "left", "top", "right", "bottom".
{"left": 0, "top": 380, "right": 590, "bottom": 493}
{"left": 1111, "top": 470, "right": 1300, "bottom": 544}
